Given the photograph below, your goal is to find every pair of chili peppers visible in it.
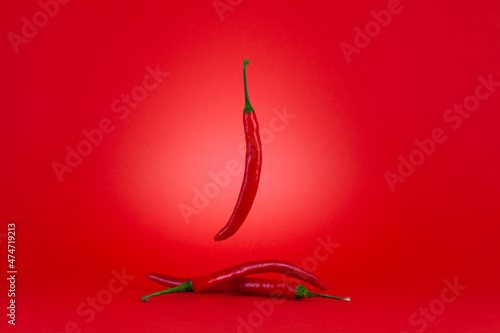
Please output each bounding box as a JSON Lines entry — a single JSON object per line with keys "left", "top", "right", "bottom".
{"left": 141, "top": 260, "right": 349, "bottom": 302}
{"left": 214, "top": 59, "right": 262, "bottom": 241}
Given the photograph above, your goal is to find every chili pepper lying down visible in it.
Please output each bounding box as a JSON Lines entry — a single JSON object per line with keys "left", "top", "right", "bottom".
{"left": 143, "top": 273, "right": 350, "bottom": 302}
{"left": 140, "top": 260, "right": 345, "bottom": 302}
{"left": 143, "top": 260, "right": 326, "bottom": 297}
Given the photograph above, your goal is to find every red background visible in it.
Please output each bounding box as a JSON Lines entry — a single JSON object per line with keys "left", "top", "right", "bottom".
{"left": 2, "top": 0, "right": 500, "bottom": 332}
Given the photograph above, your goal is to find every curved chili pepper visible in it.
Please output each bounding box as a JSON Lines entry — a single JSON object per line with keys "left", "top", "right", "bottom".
{"left": 143, "top": 273, "right": 350, "bottom": 302}
{"left": 214, "top": 59, "right": 262, "bottom": 241}
{"left": 186, "top": 260, "right": 327, "bottom": 291}
{"left": 141, "top": 260, "right": 326, "bottom": 301}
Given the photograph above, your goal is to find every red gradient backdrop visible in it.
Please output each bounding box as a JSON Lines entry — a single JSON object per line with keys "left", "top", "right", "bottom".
{"left": 1, "top": 1, "right": 499, "bottom": 332}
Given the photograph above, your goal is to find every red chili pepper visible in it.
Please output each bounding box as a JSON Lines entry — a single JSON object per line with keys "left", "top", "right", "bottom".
{"left": 141, "top": 260, "right": 327, "bottom": 301}
{"left": 193, "top": 260, "right": 327, "bottom": 291}
{"left": 214, "top": 59, "right": 262, "bottom": 241}
{"left": 143, "top": 273, "right": 350, "bottom": 302}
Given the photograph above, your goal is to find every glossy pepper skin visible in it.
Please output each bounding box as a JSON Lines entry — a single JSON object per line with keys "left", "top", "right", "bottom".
{"left": 143, "top": 273, "right": 350, "bottom": 302}
{"left": 141, "top": 260, "right": 327, "bottom": 301}
{"left": 214, "top": 59, "right": 262, "bottom": 241}
{"left": 189, "top": 260, "right": 327, "bottom": 292}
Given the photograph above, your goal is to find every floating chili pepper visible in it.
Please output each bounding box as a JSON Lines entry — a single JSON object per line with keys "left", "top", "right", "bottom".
{"left": 214, "top": 59, "right": 262, "bottom": 241}
{"left": 141, "top": 260, "right": 327, "bottom": 301}
{"left": 144, "top": 273, "right": 350, "bottom": 302}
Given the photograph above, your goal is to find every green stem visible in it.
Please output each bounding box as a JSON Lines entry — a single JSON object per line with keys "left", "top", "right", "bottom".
{"left": 295, "top": 284, "right": 350, "bottom": 301}
{"left": 243, "top": 59, "right": 254, "bottom": 113}
{"left": 141, "top": 281, "right": 193, "bottom": 302}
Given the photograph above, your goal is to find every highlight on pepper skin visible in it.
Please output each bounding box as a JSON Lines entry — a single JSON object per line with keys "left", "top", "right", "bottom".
{"left": 214, "top": 59, "right": 263, "bottom": 241}
{"left": 142, "top": 259, "right": 328, "bottom": 301}
{"left": 141, "top": 260, "right": 349, "bottom": 302}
